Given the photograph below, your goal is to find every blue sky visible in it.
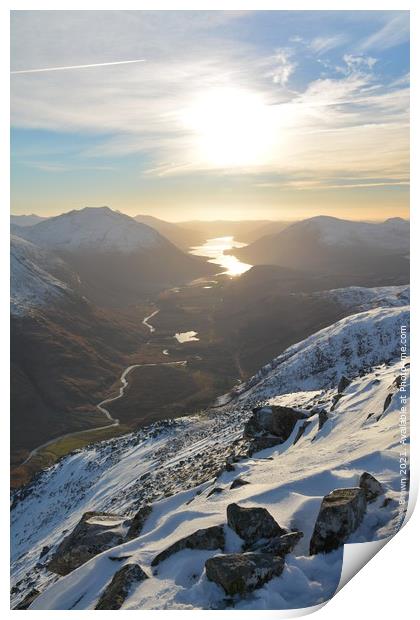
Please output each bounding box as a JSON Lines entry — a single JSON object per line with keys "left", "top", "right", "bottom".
{"left": 11, "top": 10, "right": 409, "bottom": 221}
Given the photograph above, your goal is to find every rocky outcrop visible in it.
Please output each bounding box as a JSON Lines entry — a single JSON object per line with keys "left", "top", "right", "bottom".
{"left": 337, "top": 375, "right": 351, "bottom": 393}
{"left": 227, "top": 503, "right": 287, "bottom": 548}
{"left": 205, "top": 552, "right": 284, "bottom": 595}
{"left": 309, "top": 488, "right": 367, "bottom": 555}
{"left": 230, "top": 477, "right": 251, "bottom": 490}
{"left": 249, "top": 531, "right": 303, "bottom": 556}
{"left": 359, "top": 472, "right": 384, "bottom": 502}
{"left": 293, "top": 420, "right": 311, "bottom": 445}
{"left": 151, "top": 525, "right": 225, "bottom": 567}
{"left": 95, "top": 564, "right": 148, "bottom": 610}
{"left": 47, "top": 512, "right": 128, "bottom": 576}
{"left": 126, "top": 505, "right": 152, "bottom": 540}
{"left": 244, "top": 406, "right": 308, "bottom": 442}
{"left": 317, "top": 410, "right": 329, "bottom": 431}
{"left": 14, "top": 589, "right": 40, "bottom": 610}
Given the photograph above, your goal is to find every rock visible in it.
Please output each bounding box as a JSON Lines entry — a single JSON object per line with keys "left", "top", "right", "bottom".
{"left": 151, "top": 525, "right": 225, "bottom": 566}
{"left": 47, "top": 512, "right": 128, "bottom": 576}
{"left": 293, "top": 421, "right": 311, "bottom": 445}
{"left": 39, "top": 546, "right": 50, "bottom": 559}
{"left": 317, "top": 410, "right": 329, "bottom": 431}
{"left": 359, "top": 472, "right": 384, "bottom": 502}
{"left": 249, "top": 531, "right": 303, "bottom": 556}
{"left": 309, "top": 488, "right": 367, "bottom": 555}
{"left": 207, "top": 487, "right": 224, "bottom": 498}
{"left": 126, "top": 505, "right": 152, "bottom": 540}
{"left": 95, "top": 564, "right": 148, "bottom": 610}
{"left": 383, "top": 392, "right": 393, "bottom": 412}
{"left": 230, "top": 477, "right": 251, "bottom": 490}
{"left": 227, "top": 503, "right": 287, "bottom": 548}
{"left": 244, "top": 406, "right": 307, "bottom": 442}
{"left": 14, "top": 589, "right": 40, "bottom": 610}
{"left": 331, "top": 394, "right": 343, "bottom": 411}
{"left": 337, "top": 376, "right": 351, "bottom": 393}
{"left": 205, "top": 552, "right": 284, "bottom": 595}
{"left": 247, "top": 436, "right": 283, "bottom": 455}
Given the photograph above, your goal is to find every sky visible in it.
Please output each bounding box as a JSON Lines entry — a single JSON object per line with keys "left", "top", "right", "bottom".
{"left": 10, "top": 10, "right": 410, "bottom": 222}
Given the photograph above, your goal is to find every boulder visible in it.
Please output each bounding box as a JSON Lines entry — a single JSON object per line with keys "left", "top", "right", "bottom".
{"left": 317, "top": 410, "right": 329, "bottom": 431}
{"left": 47, "top": 512, "right": 128, "bottom": 576}
{"left": 227, "top": 503, "right": 287, "bottom": 548}
{"left": 230, "top": 477, "right": 251, "bottom": 490}
{"left": 14, "top": 589, "right": 40, "bottom": 610}
{"left": 247, "top": 436, "right": 283, "bottom": 455}
{"left": 249, "top": 531, "right": 303, "bottom": 556}
{"left": 205, "top": 552, "right": 284, "bottom": 595}
{"left": 126, "top": 505, "right": 152, "bottom": 540}
{"left": 383, "top": 392, "right": 393, "bottom": 412}
{"left": 293, "top": 421, "right": 311, "bottom": 445}
{"left": 95, "top": 564, "right": 148, "bottom": 610}
{"left": 337, "top": 376, "right": 351, "bottom": 393}
{"left": 207, "top": 487, "right": 224, "bottom": 498}
{"left": 309, "top": 488, "right": 367, "bottom": 555}
{"left": 244, "top": 406, "right": 307, "bottom": 442}
{"left": 359, "top": 472, "right": 384, "bottom": 502}
{"left": 151, "top": 525, "right": 225, "bottom": 566}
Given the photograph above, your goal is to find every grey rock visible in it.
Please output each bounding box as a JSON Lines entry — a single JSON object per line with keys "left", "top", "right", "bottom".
{"left": 126, "top": 505, "right": 152, "bottom": 540}
{"left": 230, "top": 477, "right": 251, "bottom": 490}
{"left": 249, "top": 531, "right": 303, "bottom": 556}
{"left": 14, "top": 589, "right": 40, "bottom": 610}
{"left": 383, "top": 392, "right": 393, "bottom": 412}
{"left": 337, "top": 376, "right": 351, "bottom": 393}
{"left": 47, "top": 512, "right": 128, "bottom": 576}
{"left": 293, "top": 421, "right": 311, "bottom": 445}
{"left": 310, "top": 488, "right": 367, "bottom": 555}
{"left": 151, "top": 525, "right": 225, "bottom": 566}
{"left": 359, "top": 472, "right": 384, "bottom": 502}
{"left": 205, "top": 552, "right": 284, "bottom": 595}
{"left": 247, "top": 436, "right": 283, "bottom": 455}
{"left": 331, "top": 394, "right": 343, "bottom": 411}
{"left": 39, "top": 545, "right": 50, "bottom": 559}
{"left": 95, "top": 564, "right": 148, "bottom": 610}
{"left": 207, "top": 487, "right": 224, "bottom": 498}
{"left": 317, "top": 410, "right": 329, "bottom": 431}
{"left": 244, "top": 406, "right": 307, "bottom": 442}
{"left": 227, "top": 503, "right": 287, "bottom": 548}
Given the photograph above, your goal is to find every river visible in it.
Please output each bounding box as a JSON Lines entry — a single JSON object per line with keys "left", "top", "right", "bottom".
{"left": 189, "top": 236, "right": 252, "bottom": 277}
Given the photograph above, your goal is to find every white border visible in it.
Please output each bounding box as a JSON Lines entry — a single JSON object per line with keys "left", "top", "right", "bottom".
{"left": 2, "top": 2, "right": 418, "bottom": 617}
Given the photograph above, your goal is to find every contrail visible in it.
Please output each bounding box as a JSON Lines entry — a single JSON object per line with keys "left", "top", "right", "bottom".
{"left": 11, "top": 59, "right": 146, "bottom": 74}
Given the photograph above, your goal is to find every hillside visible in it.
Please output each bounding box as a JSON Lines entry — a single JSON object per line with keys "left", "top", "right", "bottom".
{"left": 11, "top": 302, "right": 409, "bottom": 610}
{"left": 134, "top": 214, "right": 206, "bottom": 250}
{"left": 234, "top": 216, "right": 409, "bottom": 283}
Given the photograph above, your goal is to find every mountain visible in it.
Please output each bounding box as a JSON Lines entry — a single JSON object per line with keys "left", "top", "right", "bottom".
{"left": 134, "top": 214, "right": 206, "bottom": 250}
{"left": 11, "top": 302, "right": 409, "bottom": 610}
{"left": 10, "top": 235, "right": 151, "bottom": 480}
{"left": 233, "top": 216, "right": 409, "bottom": 282}
{"left": 16, "top": 207, "right": 216, "bottom": 305}
{"left": 10, "top": 214, "right": 48, "bottom": 227}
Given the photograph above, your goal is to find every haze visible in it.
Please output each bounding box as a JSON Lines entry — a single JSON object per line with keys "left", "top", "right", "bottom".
{"left": 11, "top": 10, "right": 409, "bottom": 221}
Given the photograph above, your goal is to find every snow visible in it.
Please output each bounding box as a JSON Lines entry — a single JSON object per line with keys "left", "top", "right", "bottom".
{"left": 10, "top": 235, "right": 72, "bottom": 315}
{"left": 18, "top": 206, "right": 163, "bottom": 253}
{"left": 11, "top": 302, "right": 409, "bottom": 610}
{"left": 318, "top": 285, "right": 409, "bottom": 311}
{"left": 296, "top": 215, "right": 409, "bottom": 252}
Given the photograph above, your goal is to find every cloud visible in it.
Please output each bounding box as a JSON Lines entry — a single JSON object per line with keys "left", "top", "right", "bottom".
{"left": 343, "top": 54, "right": 377, "bottom": 72}
{"left": 310, "top": 34, "right": 348, "bottom": 54}
{"left": 359, "top": 12, "right": 409, "bottom": 51}
{"left": 269, "top": 49, "right": 296, "bottom": 86}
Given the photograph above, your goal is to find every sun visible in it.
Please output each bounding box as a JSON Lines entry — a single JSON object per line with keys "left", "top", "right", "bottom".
{"left": 181, "top": 87, "right": 275, "bottom": 168}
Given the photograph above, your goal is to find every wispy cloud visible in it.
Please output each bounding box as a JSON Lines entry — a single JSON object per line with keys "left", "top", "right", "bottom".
{"left": 310, "top": 34, "right": 348, "bottom": 54}
{"left": 359, "top": 12, "right": 409, "bottom": 51}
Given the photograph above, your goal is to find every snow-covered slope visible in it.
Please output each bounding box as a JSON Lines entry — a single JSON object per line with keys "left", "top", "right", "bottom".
{"left": 318, "top": 284, "right": 409, "bottom": 311}
{"left": 10, "top": 214, "right": 48, "bottom": 227}
{"left": 11, "top": 304, "right": 409, "bottom": 610}
{"left": 17, "top": 207, "right": 163, "bottom": 253}
{"left": 11, "top": 235, "right": 74, "bottom": 315}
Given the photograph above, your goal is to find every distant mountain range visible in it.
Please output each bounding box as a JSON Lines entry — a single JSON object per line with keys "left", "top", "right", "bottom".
{"left": 234, "top": 216, "right": 409, "bottom": 279}
{"left": 10, "top": 214, "right": 48, "bottom": 227}
{"left": 14, "top": 207, "right": 216, "bottom": 306}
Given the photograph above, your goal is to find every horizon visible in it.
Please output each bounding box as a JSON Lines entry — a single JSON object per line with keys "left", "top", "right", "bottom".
{"left": 11, "top": 10, "right": 409, "bottom": 222}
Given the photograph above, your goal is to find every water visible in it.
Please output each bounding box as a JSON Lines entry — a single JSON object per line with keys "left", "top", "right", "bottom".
{"left": 189, "top": 236, "right": 252, "bottom": 277}
{"left": 174, "top": 331, "right": 200, "bottom": 343}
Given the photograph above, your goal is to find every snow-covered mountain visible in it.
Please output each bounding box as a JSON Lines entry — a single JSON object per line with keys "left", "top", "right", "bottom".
{"left": 11, "top": 235, "right": 77, "bottom": 316}
{"left": 234, "top": 216, "right": 409, "bottom": 280}
{"left": 11, "top": 300, "right": 409, "bottom": 610}
{"left": 15, "top": 207, "right": 216, "bottom": 306}
{"left": 10, "top": 214, "right": 48, "bottom": 227}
